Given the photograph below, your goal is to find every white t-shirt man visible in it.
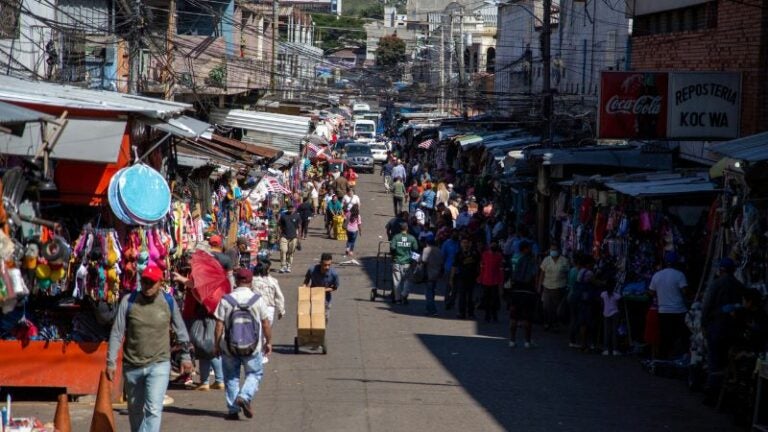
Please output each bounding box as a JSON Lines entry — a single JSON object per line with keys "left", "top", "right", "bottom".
{"left": 214, "top": 286, "right": 270, "bottom": 355}
{"left": 649, "top": 267, "right": 688, "bottom": 314}
{"left": 342, "top": 193, "right": 360, "bottom": 212}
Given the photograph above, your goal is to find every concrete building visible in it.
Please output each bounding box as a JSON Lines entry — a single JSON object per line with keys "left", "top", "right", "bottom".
{"left": 630, "top": 0, "right": 768, "bottom": 137}
{"left": 494, "top": 0, "right": 629, "bottom": 111}
{"left": 281, "top": 0, "right": 342, "bottom": 16}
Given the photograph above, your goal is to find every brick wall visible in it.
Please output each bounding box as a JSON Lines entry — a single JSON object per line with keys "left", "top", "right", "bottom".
{"left": 631, "top": 0, "right": 768, "bottom": 136}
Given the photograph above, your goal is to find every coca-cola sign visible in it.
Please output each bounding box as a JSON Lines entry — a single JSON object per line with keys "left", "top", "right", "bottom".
{"left": 599, "top": 72, "right": 668, "bottom": 139}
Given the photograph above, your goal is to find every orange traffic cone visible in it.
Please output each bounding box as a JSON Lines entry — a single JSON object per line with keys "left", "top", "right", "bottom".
{"left": 89, "top": 371, "right": 116, "bottom": 432}
{"left": 53, "top": 393, "right": 71, "bottom": 432}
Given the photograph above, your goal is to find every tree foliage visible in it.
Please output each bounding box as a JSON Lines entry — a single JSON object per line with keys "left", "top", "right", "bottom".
{"left": 375, "top": 34, "right": 406, "bottom": 68}
{"left": 312, "top": 14, "right": 366, "bottom": 52}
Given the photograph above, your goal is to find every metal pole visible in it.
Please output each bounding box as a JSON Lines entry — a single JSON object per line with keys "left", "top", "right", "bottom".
{"left": 542, "top": 0, "right": 552, "bottom": 142}
{"left": 458, "top": 10, "right": 465, "bottom": 117}
{"left": 439, "top": 21, "right": 445, "bottom": 113}
{"left": 128, "top": 0, "right": 141, "bottom": 94}
{"left": 163, "top": 0, "right": 176, "bottom": 100}
{"left": 448, "top": 13, "right": 454, "bottom": 114}
{"left": 537, "top": 0, "right": 553, "bottom": 250}
{"left": 271, "top": 0, "right": 279, "bottom": 92}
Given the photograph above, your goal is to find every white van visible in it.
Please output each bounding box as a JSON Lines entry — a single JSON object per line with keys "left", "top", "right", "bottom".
{"left": 353, "top": 119, "right": 376, "bottom": 142}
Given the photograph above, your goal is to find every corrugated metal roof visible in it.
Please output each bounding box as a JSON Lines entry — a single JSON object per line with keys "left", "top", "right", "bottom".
{"left": 209, "top": 108, "right": 309, "bottom": 138}
{"left": 142, "top": 115, "right": 211, "bottom": 138}
{"left": 529, "top": 146, "right": 673, "bottom": 170}
{"left": 711, "top": 132, "right": 768, "bottom": 162}
{"left": 0, "top": 75, "right": 190, "bottom": 119}
{"left": 605, "top": 177, "right": 718, "bottom": 197}
{"left": 0, "top": 101, "right": 52, "bottom": 124}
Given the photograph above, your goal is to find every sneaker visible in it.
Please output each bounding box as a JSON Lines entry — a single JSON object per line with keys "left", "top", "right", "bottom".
{"left": 568, "top": 343, "right": 581, "bottom": 349}
{"left": 524, "top": 342, "right": 533, "bottom": 349}
{"left": 612, "top": 350, "right": 621, "bottom": 356}
{"left": 508, "top": 341, "right": 516, "bottom": 348}
{"left": 602, "top": 350, "right": 610, "bottom": 356}
{"left": 278, "top": 267, "right": 287, "bottom": 274}
{"left": 224, "top": 412, "right": 239, "bottom": 421}
{"left": 195, "top": 383, "right": 210, "bottom": 391}
{"left": 211, "top": 382, "right": 225, "bottom": 390}
{"left": 236, "top": 397, "right": 253, "bottom": 419}
{"left": 286, "top": 267, "right": 292, "bottom": 273}
{"left": 262, "top": 356, "right": 270, "bottom": 364}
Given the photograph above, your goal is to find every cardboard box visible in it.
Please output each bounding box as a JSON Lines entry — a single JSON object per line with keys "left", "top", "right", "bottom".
{"left": 310, "top": 313, "right": 326, "bottom": 332}
{"left": 310, "top": 287, "right": 326, "bottom": 303}
{"left": 298, "top": 313, "right": 312, "bottom": 337}
{"left": 298, "top": 300, "right": 311, "bottom": 316}
{"left": 298, "top": 285, "right": 311, "bottom": 302}
{"left": 310, "top": 300, "right": 325, "bottom": 315}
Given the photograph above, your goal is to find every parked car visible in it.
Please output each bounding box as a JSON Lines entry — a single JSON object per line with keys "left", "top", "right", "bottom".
{"left": 368, "top": 142, "right": 388, "bottom": 163}
{"left": 344, "top": 144, "right": 375, "bottom": 173}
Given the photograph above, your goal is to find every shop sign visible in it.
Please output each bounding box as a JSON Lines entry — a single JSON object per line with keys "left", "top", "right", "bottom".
{"left": 598, "top": 71, "right": 668, "bottom": 139}
{"left": 598, "top": 71, "right": 741, "bottom": 140}
{"left": 667, "top": 72, "right": 740, "bottom": 139}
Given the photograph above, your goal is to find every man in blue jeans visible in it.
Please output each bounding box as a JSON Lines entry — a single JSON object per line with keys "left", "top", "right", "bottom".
{"left": 214, "top": 268, "right": 273, "bottom": 420}
{"left": 107, "top": 265, "right": 193, "bottom": 432}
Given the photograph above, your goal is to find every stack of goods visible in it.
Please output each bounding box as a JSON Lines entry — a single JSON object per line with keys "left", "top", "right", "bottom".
{"left": 296, "top": 285, "right": 325, "bottom": 347}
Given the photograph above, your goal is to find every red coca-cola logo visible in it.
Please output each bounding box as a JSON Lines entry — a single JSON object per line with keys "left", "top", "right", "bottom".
{"left": 605, "top": 95, "right": 662, "bottom": 115}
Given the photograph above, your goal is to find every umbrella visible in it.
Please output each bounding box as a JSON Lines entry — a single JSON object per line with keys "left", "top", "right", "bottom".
{"left": 189, "top": 250, "right": 231, "bottom": 315}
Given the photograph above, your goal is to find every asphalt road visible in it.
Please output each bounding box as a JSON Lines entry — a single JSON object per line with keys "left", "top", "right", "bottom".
{"left": 14, "top": 170, "right": 740, "bottom": 431}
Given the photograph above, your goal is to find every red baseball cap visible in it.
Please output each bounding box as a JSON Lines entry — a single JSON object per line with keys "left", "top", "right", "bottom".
{"left": 235, "top": 268, "right": 253, "bottom": 284}
{"left": 208, "top": 235, "right": 223, "bottom": 247}
{"left": 141, "top": 266, "right": 163, "bottom": 283}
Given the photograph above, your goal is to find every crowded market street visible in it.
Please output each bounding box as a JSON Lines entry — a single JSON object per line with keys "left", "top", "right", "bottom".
{"left": 11, "top": 170, "right": 739, "bottom": 432}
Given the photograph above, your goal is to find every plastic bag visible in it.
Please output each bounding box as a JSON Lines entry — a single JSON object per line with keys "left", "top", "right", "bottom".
{"left": 190, "top": 317, "right": 217, "bottom": 360}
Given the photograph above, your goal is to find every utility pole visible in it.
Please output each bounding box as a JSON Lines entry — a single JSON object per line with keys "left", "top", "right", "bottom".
{"left": 270, "top": 0, "right": 279, "bottom": 93}
{"left": 537, "top": 0, "right": 553, "bottom": 250}
{"left": 448, "top": 13, "right": 454, "bottom": 114}
{"left": 439, "top": 21, "right": 445, "bottom": 113}
{"left": 128, "top": 0, "right": 142, "bottom": 94}
{"left": 542, "top": 0, "right": 552, "bottom": 143}
{"left": 162, "top": 0, "right": 176, "bottom": 100}
{"left": 457, "top": 10, "right": 465, "bottom": 117}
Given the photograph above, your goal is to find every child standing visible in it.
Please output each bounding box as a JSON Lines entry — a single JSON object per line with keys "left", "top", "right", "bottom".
{"left": 600, "top": 284, "right": 622, "bottom": 356}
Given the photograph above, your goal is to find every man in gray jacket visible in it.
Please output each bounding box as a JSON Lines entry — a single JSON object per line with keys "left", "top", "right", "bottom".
{"left": 107, "top": 265, "right": 193, "bottom": 432}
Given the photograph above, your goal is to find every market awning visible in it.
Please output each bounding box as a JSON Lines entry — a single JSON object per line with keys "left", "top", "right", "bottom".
{"left": 0, "top": 117, "right": 126, "bottom": 163}
{"left": 206, "top": 134, "right": 280, "bottom": 159}
{"left": 529, "top": 146, "right": 673, "bottom": 170}
{"left": 711, "top": 132, "right": 768, "bottom": 162}
{"left": 0, "top": 101, "right": 52, "bottom": 125}
{"left": 142, "top": 115, "right": 211, "bottom": 138}
{"left": 0, "top": 75, "right": 190, "bottom": 118}
{"left": 456, "top": 134, "right": 483, "bottom": 149}
{"left": 604, "top": 177, "right": 718, "bottom": 197}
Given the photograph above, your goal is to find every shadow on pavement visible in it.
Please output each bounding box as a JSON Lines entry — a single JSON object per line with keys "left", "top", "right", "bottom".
{"left": 328, "top": 378, "right": 460, "bottom": 387}
{"left": 163, "top": 406, "right": 228, "bottom": 418}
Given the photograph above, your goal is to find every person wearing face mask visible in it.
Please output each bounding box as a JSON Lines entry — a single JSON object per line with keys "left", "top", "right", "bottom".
{"left": 538, "top": 242, "right": 570, "bottom": 331}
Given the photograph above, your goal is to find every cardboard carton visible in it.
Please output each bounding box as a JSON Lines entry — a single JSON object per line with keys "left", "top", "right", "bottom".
{"left": 310, "top": 287, "right": 326, "bottom": 303}
{"left": 298, "top": 285, "right": 311, "bottom": 302}
{"left": 298, "top": 300, "right": 311, "bottom": 316}
{"left": 310, "top": 314, "right": 326, "bottom": 333}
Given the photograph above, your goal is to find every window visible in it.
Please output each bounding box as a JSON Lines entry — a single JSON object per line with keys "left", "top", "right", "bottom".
{"left": 0, "top": 0, "right": 21, "bottom": 39}
{"left": 634, "top": 2, "right": 717, "bottom": 36}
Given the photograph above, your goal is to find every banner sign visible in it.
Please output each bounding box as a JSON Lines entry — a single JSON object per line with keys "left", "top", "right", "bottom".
{"left": 667, "top": 72, "right": 741, "bottom": 139}
{"left": 598, "top": 71, "right": 741, "bottom": 140}
{"left": 599, "top": 72, "right": 668, "bottom": 139}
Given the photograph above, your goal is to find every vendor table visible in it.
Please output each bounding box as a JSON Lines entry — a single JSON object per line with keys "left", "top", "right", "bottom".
{"left": 0, "top": 340, "right": 122, "bottom": 399}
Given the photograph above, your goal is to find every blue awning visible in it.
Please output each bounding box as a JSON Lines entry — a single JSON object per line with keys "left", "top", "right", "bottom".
{"left": 711, "top": 132, "right": 768, "bottom": 162}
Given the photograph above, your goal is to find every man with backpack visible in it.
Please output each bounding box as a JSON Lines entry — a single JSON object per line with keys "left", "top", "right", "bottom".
{"left": 107, "top": 265, "right": 193, "bottom": 432}
{"left": 214, "top": 268, "right": 272, "bottom": 421}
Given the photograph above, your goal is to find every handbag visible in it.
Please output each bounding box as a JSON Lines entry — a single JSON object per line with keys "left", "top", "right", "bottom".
{"left": 342, "top": 218, "right": 349, "bottom": 231}
{"left": 411, "top": 263, "right": 427, "bottom": 283}
{"left": 190, "top": 317, "right": 217, "bottom": 359}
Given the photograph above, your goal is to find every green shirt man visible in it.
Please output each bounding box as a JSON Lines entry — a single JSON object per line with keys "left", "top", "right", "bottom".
{"left": 391, "top": 229, "right": 419, "bottom": 265}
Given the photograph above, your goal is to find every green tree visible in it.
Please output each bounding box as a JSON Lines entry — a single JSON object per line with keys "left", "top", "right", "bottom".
{"left": 375, "top": 34, "right": 406, "bottom": 69}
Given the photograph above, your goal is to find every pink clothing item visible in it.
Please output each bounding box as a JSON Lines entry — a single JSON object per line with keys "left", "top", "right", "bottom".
{"left": 601, "top": 291, "right": 621, "bottom": 317}
{"left": 346, "top": 214, "right": 362, "bottom": 232}
{"left": 478, "top": 250, "right": 504, "bottom": 285}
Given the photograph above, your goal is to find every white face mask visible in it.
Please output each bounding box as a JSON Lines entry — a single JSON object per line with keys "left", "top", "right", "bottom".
{"left": 550, "top": 250, "right": 560, "bottom": 258}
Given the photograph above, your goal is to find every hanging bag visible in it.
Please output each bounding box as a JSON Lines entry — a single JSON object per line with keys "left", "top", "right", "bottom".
{"left": 189, "top": 316, "right": 217, "bottom": 359}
